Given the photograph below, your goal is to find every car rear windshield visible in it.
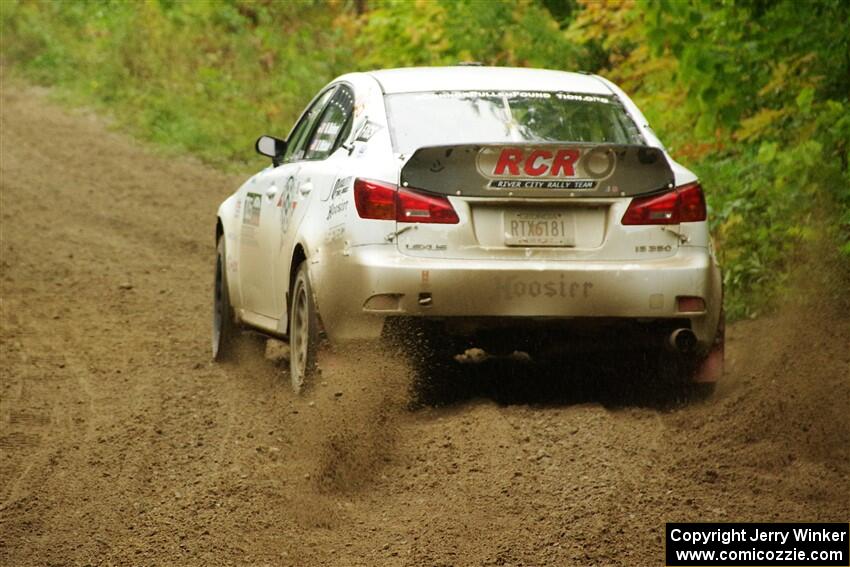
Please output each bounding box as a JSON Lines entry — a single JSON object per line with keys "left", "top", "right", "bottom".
{"left": 385, "top": 90, "right": 644, "bottom": 154}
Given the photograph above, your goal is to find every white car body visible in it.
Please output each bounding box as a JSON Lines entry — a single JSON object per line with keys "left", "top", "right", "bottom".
{"left": 215, "top": 66, "right": 723, "bottom": 380}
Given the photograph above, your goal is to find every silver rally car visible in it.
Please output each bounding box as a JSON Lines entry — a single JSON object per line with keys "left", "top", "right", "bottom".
{"left": 212, "top": 66, "right": 724, "bottom": 394}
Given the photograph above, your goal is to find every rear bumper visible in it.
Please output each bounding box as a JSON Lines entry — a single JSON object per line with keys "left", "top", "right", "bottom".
{"left": 314, "top": 244, "right": 722, "bottom": 347}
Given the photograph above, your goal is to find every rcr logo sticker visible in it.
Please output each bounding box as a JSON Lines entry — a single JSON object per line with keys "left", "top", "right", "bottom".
{"left": 476, "top": 146, "right": 617, "bottom": 189}
{"left": 494, "top": 148, "right": 581, "bottom": 177}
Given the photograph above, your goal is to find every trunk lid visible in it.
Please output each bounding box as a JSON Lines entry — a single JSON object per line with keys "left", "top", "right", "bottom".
{"left": 396, "top": 143, "right": 681, "bottom": 261}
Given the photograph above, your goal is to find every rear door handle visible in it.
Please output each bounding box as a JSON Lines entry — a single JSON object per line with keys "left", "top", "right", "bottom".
{"left": 265, "top": 186, "right": 278, "bottom": 200}
{"left": 299, "top": 181, "right": 313, "bottom": 196}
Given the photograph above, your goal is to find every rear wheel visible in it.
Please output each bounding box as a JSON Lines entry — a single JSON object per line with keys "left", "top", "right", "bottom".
{"left": 289, "top": 263, "right": 320, "bottom": 394}
{"left": 689, "top": 308, "right": 725, "bottom": 400}
{"left": 212, "top": 238, "right": 236, "bottom": 361}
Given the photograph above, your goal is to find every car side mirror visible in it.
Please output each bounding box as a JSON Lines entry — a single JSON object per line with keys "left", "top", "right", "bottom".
{"left": 255, "top": 135, "right": 286, "bottom": 167}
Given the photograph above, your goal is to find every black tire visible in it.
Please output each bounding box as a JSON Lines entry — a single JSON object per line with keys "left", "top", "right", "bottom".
{"left": 686, "top": 308, "right": 725, "bottom": 401}
{"left": 212, "top": 238, "right": 236, "bottom": 361}
{"left": 289, "top": 262, "right": 320, "bottom": 394}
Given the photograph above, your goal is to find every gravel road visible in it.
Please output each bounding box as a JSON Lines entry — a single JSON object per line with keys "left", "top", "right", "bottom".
{"left": 1, "top": 77, "right": 848, "bottom": 566}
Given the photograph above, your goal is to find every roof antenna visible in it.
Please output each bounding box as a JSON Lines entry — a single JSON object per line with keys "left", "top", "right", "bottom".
{"left": 456, "top": 61, "right": 484, "bottom": 66}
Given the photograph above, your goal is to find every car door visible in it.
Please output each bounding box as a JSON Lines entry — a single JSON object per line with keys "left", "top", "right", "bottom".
{"left": 239, "top": 87, "right": 336, "bottom": 318}
{"left": 276, "top": 85, "right": 356, "bottom": 320}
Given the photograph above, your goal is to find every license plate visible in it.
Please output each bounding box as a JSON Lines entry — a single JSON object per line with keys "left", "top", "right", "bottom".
{"left": 503, "top": 210, "right": 575, "bottom": 247}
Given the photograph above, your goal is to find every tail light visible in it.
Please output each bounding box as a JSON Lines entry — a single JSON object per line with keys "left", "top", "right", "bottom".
{"left": 621, "top": 182, "right": 707, "bottom": 225}
{"left": 354, "top": 179, "right": 396, "bottom": 220}
{"left": 396, "top": 187, "right": 459, "bottom": 223}
{"left": 354, "top": 178, "right": 459, "bottom": 224}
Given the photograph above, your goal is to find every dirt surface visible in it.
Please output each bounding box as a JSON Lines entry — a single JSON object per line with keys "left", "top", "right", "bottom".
{"left": 1, "top": 76, "right": 849, "bottom": 567}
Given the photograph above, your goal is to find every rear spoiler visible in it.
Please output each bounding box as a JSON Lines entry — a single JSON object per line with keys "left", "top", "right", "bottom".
{"left": 400, "top": 143, "right": 674, "bottom": 198}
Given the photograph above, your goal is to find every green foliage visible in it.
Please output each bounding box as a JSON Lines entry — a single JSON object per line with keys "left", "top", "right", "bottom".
{"left": 644, "top": 0, "right": 850, "bottom": 317}
{"left": 354, "top": 0, "right": 579, "bottom": 68}
{"left": 1, "top": 0, "right": 847, "bottom": 318}
{"left": 0, "top": 0, "right": 353, "bottom": 169}
{"left": 567, "top": 0, "right": 849, "bottom": 318}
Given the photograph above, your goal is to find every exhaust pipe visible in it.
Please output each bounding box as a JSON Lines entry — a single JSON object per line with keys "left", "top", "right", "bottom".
{"left": 668, "top": 328, "right": 697, "bottom": 353}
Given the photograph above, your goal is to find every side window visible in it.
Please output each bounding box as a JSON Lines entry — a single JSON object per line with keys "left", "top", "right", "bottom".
{"left": 303, "top": 86, "right": 355, "bottom": 161}
{"left": 282, "top": 87, "right": 336, "bottom": 163}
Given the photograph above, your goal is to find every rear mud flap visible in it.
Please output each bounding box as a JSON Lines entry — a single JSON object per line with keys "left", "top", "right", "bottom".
{"left": 694, "top": 311, "right": 725, "bottom": 383}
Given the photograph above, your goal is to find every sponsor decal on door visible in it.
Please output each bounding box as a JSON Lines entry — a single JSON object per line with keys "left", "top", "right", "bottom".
{"left": 243, "top": 193, "right": 262, "bottom": 226}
